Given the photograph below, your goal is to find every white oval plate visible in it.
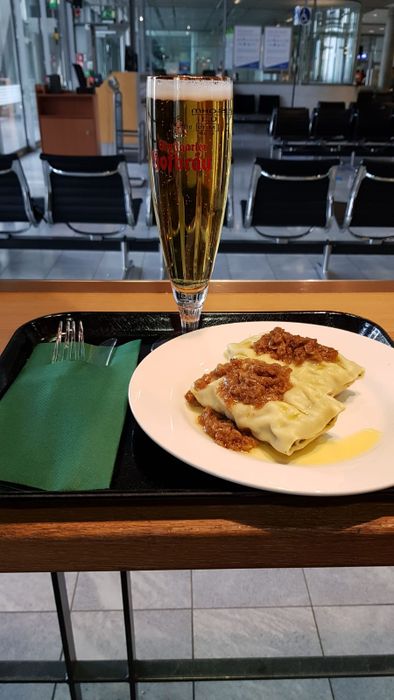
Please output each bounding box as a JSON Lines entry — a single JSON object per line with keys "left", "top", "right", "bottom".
{"left": 128, "top": 321, "right": 394, "bottom": 497}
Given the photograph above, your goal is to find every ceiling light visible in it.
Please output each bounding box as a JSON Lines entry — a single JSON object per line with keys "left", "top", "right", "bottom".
{"left": 139, "top": 15, "right": 143, "bottom": 22}
{"left": 187, "top": 25, "right": 191, "bottom": 30}
{"left": 234, "top": 0, "right": 241, "bottom": 5}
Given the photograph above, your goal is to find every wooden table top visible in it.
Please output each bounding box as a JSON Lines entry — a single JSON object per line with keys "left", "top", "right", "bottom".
{"left": 1, "top": 279, "right": 394, "bottom": 573}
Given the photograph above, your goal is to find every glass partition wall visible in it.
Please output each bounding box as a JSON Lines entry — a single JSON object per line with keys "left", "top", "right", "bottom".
{"left": 0, "top": 0, "right": 65, "bottom": 153}
{"left": 0, "top": 0, "right": 24, "bottom": 152}
{"left": 140, "top": 0, "right": 361, "bottom": 84}
{"left": 65, "top": 0, "right": 362, "bottom": 86}
{"left": 1, "top": 0, "right": 385, "bottom": 155}
{"left": 142, "top": 0, "right": 226, "bottom": 76}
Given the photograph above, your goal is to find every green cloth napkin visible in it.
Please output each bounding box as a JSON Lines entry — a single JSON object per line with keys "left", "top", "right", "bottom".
{"left": 0, "top": 340, "right": 141, "bottom": 491}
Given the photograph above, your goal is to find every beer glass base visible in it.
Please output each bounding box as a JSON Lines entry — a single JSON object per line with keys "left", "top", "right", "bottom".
{"left": 172, "top": 287, "right": 208, "bottom": 333}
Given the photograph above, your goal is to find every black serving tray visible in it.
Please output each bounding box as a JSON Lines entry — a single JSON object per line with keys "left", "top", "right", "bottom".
{"left": 0, "top": 310, "right": 393, "bottom": 504}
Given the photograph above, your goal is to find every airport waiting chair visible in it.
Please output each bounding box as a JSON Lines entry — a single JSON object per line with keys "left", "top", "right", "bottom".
{"left": 269, "top": 108, "right": 311, "bottom": 157}
{"left": 310, "top": 106, "right": 351, "bottom": 141}
{"left": 233, "top": 94, "right": 256, "bottom": 116}
{"left": 0, "top": 154, "right": 43, "bottom": 233}
{"left": 270, "top": 107, "right": 310, "bottom": 141}
{"left": 317, "top": 101, "right": 346, "bottom": 110}
{"left": 356, "top": 90, "right": 375, "bottom": 108}
{"left": 257, "top": 95, "right": 280, "bottom": 121}
{"left": 40, "top": 154, "right": 142, "bottom": 276}
{"left": 242, "top": 157, "right": 339, "bottom": 275}
{"left": 351, "top": 104, "right": 393, "bottom": 142}
{"left": 343, "top": 160, "right": 394, "bottom": 242}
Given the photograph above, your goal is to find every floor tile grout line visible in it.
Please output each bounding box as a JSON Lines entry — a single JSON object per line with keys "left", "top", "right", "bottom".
{"left": 4, "top": 601, "right": 394, "bottom": 613}
{"left": 43, "top": 250, "right": 62, "bottom": 280}
{"left": 302, "top": 568, "right": 336, "bottom": 700}
{"left": 69, "top": 572, "right": 80, "bottom": 612}
{"left": 303, "top": 574, "right": 326, "bottom": 662}
{"left": 191, "top": 568, "right": 196, "bottom": 697}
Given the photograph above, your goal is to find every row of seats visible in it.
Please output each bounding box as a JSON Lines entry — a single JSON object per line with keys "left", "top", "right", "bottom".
{"left": 234, "top": 87, "right": 394, "bottom": 121}
{"left": 270, "top": 104, "right": 394, "bottom": 143}
{"left": 1, "top": 153, "right": 393, "bottom": 280}
{"left": 2, "top": 153, "right": 392, "bottom": 238}
{"left": 243, "top": 157, "right": 393, "bottom": 235}
{"left": 241, "top": 157, "right": 394, "bottom": 275}
{"left": 234, "top": 94, "right": 280, "bottom": 121}
{"left": 234, "top": 95, "right": 353, "bottom": 120}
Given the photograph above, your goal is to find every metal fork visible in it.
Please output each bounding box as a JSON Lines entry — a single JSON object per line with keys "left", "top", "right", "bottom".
{"left": 52, "top": 318, "right": 85, "bottom": 363}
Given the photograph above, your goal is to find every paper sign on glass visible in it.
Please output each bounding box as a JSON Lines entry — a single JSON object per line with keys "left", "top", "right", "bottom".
{"left": 263, "top": 26, "right": 292, "bottom": 71}
{"left": 233, "top": 26, "right": 261, "bottom": 69}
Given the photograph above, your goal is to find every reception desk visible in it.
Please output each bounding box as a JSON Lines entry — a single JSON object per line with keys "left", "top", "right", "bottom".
{"left": 36, "top": 92, "right": 101, "bottom": 155}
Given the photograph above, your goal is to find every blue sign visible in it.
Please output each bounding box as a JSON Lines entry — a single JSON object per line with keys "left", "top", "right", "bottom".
{"left": 294, "top": 6, "right": 312, "bottom": 26}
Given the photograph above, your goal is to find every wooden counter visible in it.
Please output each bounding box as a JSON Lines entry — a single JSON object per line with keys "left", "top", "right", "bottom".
{"left": 1, "top": 279, "right": 394, "bottom": 351}
{"left": 0, "top": 279, "right": 394, "bottom": 574}
{"left": 36, "top": 93, "right": 100, "bottom": 156}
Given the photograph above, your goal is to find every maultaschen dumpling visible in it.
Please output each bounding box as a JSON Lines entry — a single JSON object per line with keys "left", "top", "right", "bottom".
{"left": 186, "top": 357, "right": 344, "bottom": 456}
{"left": 185, "top": 327, "right": 364, "bottom": 456}
{"left": 226, "top": 326, "right": 364, "bottom": 397}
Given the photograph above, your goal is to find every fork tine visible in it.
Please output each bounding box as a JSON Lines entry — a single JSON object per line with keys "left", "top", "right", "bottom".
{"left": 69, "top": 319, "right": 76, "bottom": 360}
{"left": 63, "top": 319, "right": 71, "bottom": 361}
{"left": 78, "top": 320, "right": 85, "bottom": 360}
{"left": 52, "top": 321, "right": 63, "bottom": 363}
{"left": 51, "top": 318, "right": 84, "bottom": 362}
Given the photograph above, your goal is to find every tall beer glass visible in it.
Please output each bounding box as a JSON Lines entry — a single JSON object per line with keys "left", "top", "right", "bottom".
{"left": 146, "top": 75, "right": 233, "bottom": 332}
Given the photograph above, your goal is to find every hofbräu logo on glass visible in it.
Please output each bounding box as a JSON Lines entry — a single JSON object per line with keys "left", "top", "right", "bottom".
{"left": 152, "top": 139, "right": 212, "bottom": 173}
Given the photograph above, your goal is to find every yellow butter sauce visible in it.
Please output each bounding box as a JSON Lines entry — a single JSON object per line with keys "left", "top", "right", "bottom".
{"left": 250, "top": 429, "right": 381, "bottom": 465}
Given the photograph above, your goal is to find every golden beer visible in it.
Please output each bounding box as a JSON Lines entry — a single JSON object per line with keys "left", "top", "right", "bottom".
{"left": 146, "top": 77, "right": 232, "bottom": 296}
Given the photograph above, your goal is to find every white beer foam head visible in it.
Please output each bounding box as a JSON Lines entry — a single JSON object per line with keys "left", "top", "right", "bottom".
{"left": 146, "top": 76, "right": 232, "bottom": 101}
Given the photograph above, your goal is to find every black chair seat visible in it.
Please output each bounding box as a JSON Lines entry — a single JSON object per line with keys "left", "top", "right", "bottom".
{"left": 0, "top": 154, "right": 42, "bottom": 231}
{"left": 234, "top": 94, "right": 256, "bottom": 115}
{"left": 270, "top": 108, "right": 310, "bottom": 141}
{"left": 343, "top": 160, "right": 394, "bottom": 236}
{"left": 317, "top": 101, "right": 346, "bottom": 110}
{"left": 40, "top": 154, "right": 140, "bottom": 228}
{"left": 40, "top": 153, "right": 141, "bottom": 275}
{"left": 310, "top": 107, "right": 352, "bottom": 140}
{"left": 258, "top": 95, "right": 280, "bottom": 119}
{"left": 242, "top": 157, "right": 339, "bottom": 276}
{"left": 352, "top": 105, "right": 393, "bottom": 141}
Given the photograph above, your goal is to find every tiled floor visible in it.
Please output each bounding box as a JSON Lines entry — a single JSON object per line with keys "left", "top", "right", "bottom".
{"left": 1, "top": 127, "right": 394, "bottom": 699}
{"left": 2, "top": 569, "right": 394, "bottom": 698}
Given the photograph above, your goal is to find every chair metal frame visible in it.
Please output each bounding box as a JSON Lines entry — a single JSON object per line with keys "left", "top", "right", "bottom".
{"left": 42, "top": 159, "right": 136, "bottom": 232}
{"left": 269, "top": 107, "right": 311, "bottom": 157}
{"left": 0, "top": 157, "right": 41, "bottom": 234}
{"left": 42, "top": 157, "right": 138, "bottom": 276}
{"left": 343, "top": 164, "right": 394, "bottom": 242}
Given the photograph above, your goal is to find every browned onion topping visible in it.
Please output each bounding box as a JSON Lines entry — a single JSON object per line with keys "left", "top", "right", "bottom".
{"left": 253, "top": 326, "right": 338, "bottom": 365}
{"left": 198, "top": 407, "right": 258, "bottom": 452}
{"left": 193, "top": 357, "right": 292, "bottom": 409}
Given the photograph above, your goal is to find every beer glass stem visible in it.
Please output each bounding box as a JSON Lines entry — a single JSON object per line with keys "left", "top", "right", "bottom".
{"left": 172, "top": 287, "right": 208, "bottom": 333}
